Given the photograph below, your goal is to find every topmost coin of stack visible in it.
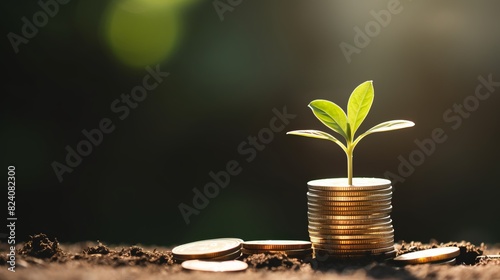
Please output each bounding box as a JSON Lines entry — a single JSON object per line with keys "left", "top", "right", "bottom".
{"left": 307, "top": 178, "right": 396, "bottom": 261}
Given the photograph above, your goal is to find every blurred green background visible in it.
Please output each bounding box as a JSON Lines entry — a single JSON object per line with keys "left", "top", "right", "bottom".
{"left": 1, "top": 0, "right": 500, "bottom": 247}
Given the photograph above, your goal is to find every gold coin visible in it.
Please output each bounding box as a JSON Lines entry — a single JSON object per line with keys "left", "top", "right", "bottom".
{"left": 308, "top": 216, "right": 391, "bottom": 225}
{"left": 308, "top": 220, "right": 392, "bottom": 230}
{"left": 392, "top": 247, "right": 460, "bottom": 265}
{"left": 181, "top": 260, "right": 248, "bottom": 272}
{"left": 311, "top": 241, "right": 394, "bottom": 250}
{"left": 172, "top": 238, "right": 243, "bottom": 260}
{"left": 210, "top": 250, "right": 242, "bottom": 261}
{"left": 307, "top": 187, "right": 392, "bottom": 197}
{"left": 306, "top": 198, "right": 392, "bottom": 207}
{"left": 307, "top": 205, "right": 392, "bottom": 213}
{"left": 309, "top": 233, "right": 394, "bottom": 241}
{"left": 242, "top": 240, "right": 311, "bottom": 251}
{"left": 308, "top": 231, "right": 394, "bottom": 240}
{"left": 308, "top": 212, "right": 389, "bottom": 220}
{"left": 241, "top": 248, "right": 313, "bottom": 257}
{"left": 307, "top": 192, "right": 392, "bottom": 201}
{"left": 310, "top": 236, "right": 394, "bottom": 248}
{"left": 307, "top": 206, "right": 392, "bottom": 213}
{"left": 309, "top": 228, "right": 394, "bottom": 237}
{"left": 310, "top": 238, "right": 394, "bottom": 247}
{"left": 431, "top": 258, "right": 456, "bottom": 265}
{"left": 314, "top": 245, "right": 395, "bottom": 255}
{"left": 309, "top": 230, "right": 394, "bottom": 240}
{"left": 308, "top": 206, "right": 392, "bottom": 215}
{"left": 316, "top": 247, "right": 395, "bottom": 257}
{"left": 307, "top": 203, "right": 392, "bottom": 212}
{"left": 315, "top": 249, "right": 397, "bottom": 260}
{"left": 476, "top": 255, "right": 500, "bottom": 260}
{"left": 307, "top": 178, "right": 391, "bottom": 191}
{"left": 308, "top": 228, "right": 394, "bottom": 236}
{"left": 310, "top": 237, "right": 394, "bottom": 245}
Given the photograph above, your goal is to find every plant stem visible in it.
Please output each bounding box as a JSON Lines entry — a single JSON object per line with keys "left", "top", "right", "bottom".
{"left": 347, "top": 144, "right": 353, "bottom": 186}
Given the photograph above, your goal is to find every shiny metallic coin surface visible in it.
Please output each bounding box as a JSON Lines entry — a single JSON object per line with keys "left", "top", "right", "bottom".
{"left": 309, "top": 209, "right": 390, "bottom": 216}
{"left": 307, "top": 192, "right": 392, "bottom": 201}
{"left": 315, "top": 249, "right": 397, "bottom": 260}
{"left": 210, "top": 250, "right": 242, "bottom": 261}
{"left": 393, "top": 247, "right": 460, "bottom": 265}
{"left": 308, "top": 206, "right": 392, "bottom": 215}
{"left": 181, "top": 260, "right": 248, "bottom": 272}
{"left": 307, "top": 187, "right": 392, "bottom": 197}
{"left": 308, "top": 231, "right": 394, "bottom": 240}
{"left": 306, "top": 178, "right": 396, "bottom": 259}
{"left": 308, "top": 212, "right": 389, "bottom": 220}
{"left": 310, "top": 237, "right": 394, "bottom": 245}
{"left": 307, "top": 203, "right": 392, "bottom": 212}
{"left": 307, "top": 210, "right": 391, "bottom": 216}
{"left": 242, "top": 240, "right": 311, "bottom": 251}
{"left": 309, "top": 231, "right": 394, "bottom": 241}
{"left": 318, "top": 247, "right": 394, "bottom": 257}
{"left": 308, "top": 178, "right": 391, "bottom": 191}
{"left": 172, "top": 238, "right": 243, "bottom": 260}
{"left": 306, "top": 198, "right": 392, "bottom": 207}
{"left": 311, "top": 241, "right": 394, "bottom": 250}
{"left": 476, "top": 255, "right": 500, "bottom": 260}
{"left": 308, "top": 220, "right": 392, "bottom": 230}
{"left": 308, "top": 227, "right": 393, "bottom": 235}
{"left": 241, "top": 248, "right": 313, "bottom": 257}
{"left": 313, "top": 245, "right": 395, "bottom": 255}
{"left": 431, "top": 258, "right": 456, "bottom": 265}
{"left": 308, "top": 216, "right": 391, "bottom": 226}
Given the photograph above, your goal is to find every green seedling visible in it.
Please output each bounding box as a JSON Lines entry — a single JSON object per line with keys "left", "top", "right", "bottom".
{"left": 287, "top": 80, "right": 414, "bottom": 185}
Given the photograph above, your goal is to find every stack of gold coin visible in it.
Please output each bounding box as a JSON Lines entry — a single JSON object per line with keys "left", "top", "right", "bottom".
{"left": 307, "top": 178, "right": 396, "bottom": 260}
{"left": 242, "top": 240, "right": 312, "bottom": 259}
{"left": 172, "top": 238, "right": 243, "bottom": 262}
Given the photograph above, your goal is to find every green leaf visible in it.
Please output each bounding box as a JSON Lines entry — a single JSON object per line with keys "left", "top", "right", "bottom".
{"left": 352, "top": 120, "right": 415, "bottom": 148}
{"left": 347, "top": 81, "right": 374, "bottom": 138}
{"left": 287, "top": 130, "right": 347, "bottom": 152}
{"left": 308, "top": 100, "right": 348, "bottom": 140}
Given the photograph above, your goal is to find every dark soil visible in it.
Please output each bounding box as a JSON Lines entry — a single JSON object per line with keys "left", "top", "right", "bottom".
{"left": 18, "top": 233, "right": 63, "bottom": 259}
{"left": 243, "top": 253, "right": 303, "bottom": 270}
{"left": 9, "top": 233, "right": 176, "bottom": 268}
{"left": 1, "top": 233, "right": 499, "bottom": 280}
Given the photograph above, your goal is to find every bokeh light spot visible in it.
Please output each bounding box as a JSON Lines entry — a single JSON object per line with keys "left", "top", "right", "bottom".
{"left": 104, "top": 1, "right": 182, "bottom": 67}
{"left": 120, "top": 0, "right": 201, "bottom": 10}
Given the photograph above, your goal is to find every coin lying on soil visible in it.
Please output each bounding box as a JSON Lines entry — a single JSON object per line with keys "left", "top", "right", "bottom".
{"left": 392, "top": 247, "right": 460, "bottom": 265}
{"left": 172, "top": 238, "right": 243, "bottom": 262}
{"left": 181, "top": 260, "right": 248, "bottom": 272}
{"left": 242, "top": 240, "right": 311, "bottom": 251}
{"left": 241, "top": 240, "right": 312, "bottom": 258}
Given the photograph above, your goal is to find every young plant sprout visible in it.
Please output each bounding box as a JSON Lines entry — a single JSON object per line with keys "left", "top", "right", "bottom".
{"left": 287, "top": 80, "right": 414, "bottom": 186}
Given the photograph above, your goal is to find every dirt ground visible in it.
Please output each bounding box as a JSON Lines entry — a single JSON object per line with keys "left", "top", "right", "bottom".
{"left": 1, "top": 234, "right": 499, "bottom": 280}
